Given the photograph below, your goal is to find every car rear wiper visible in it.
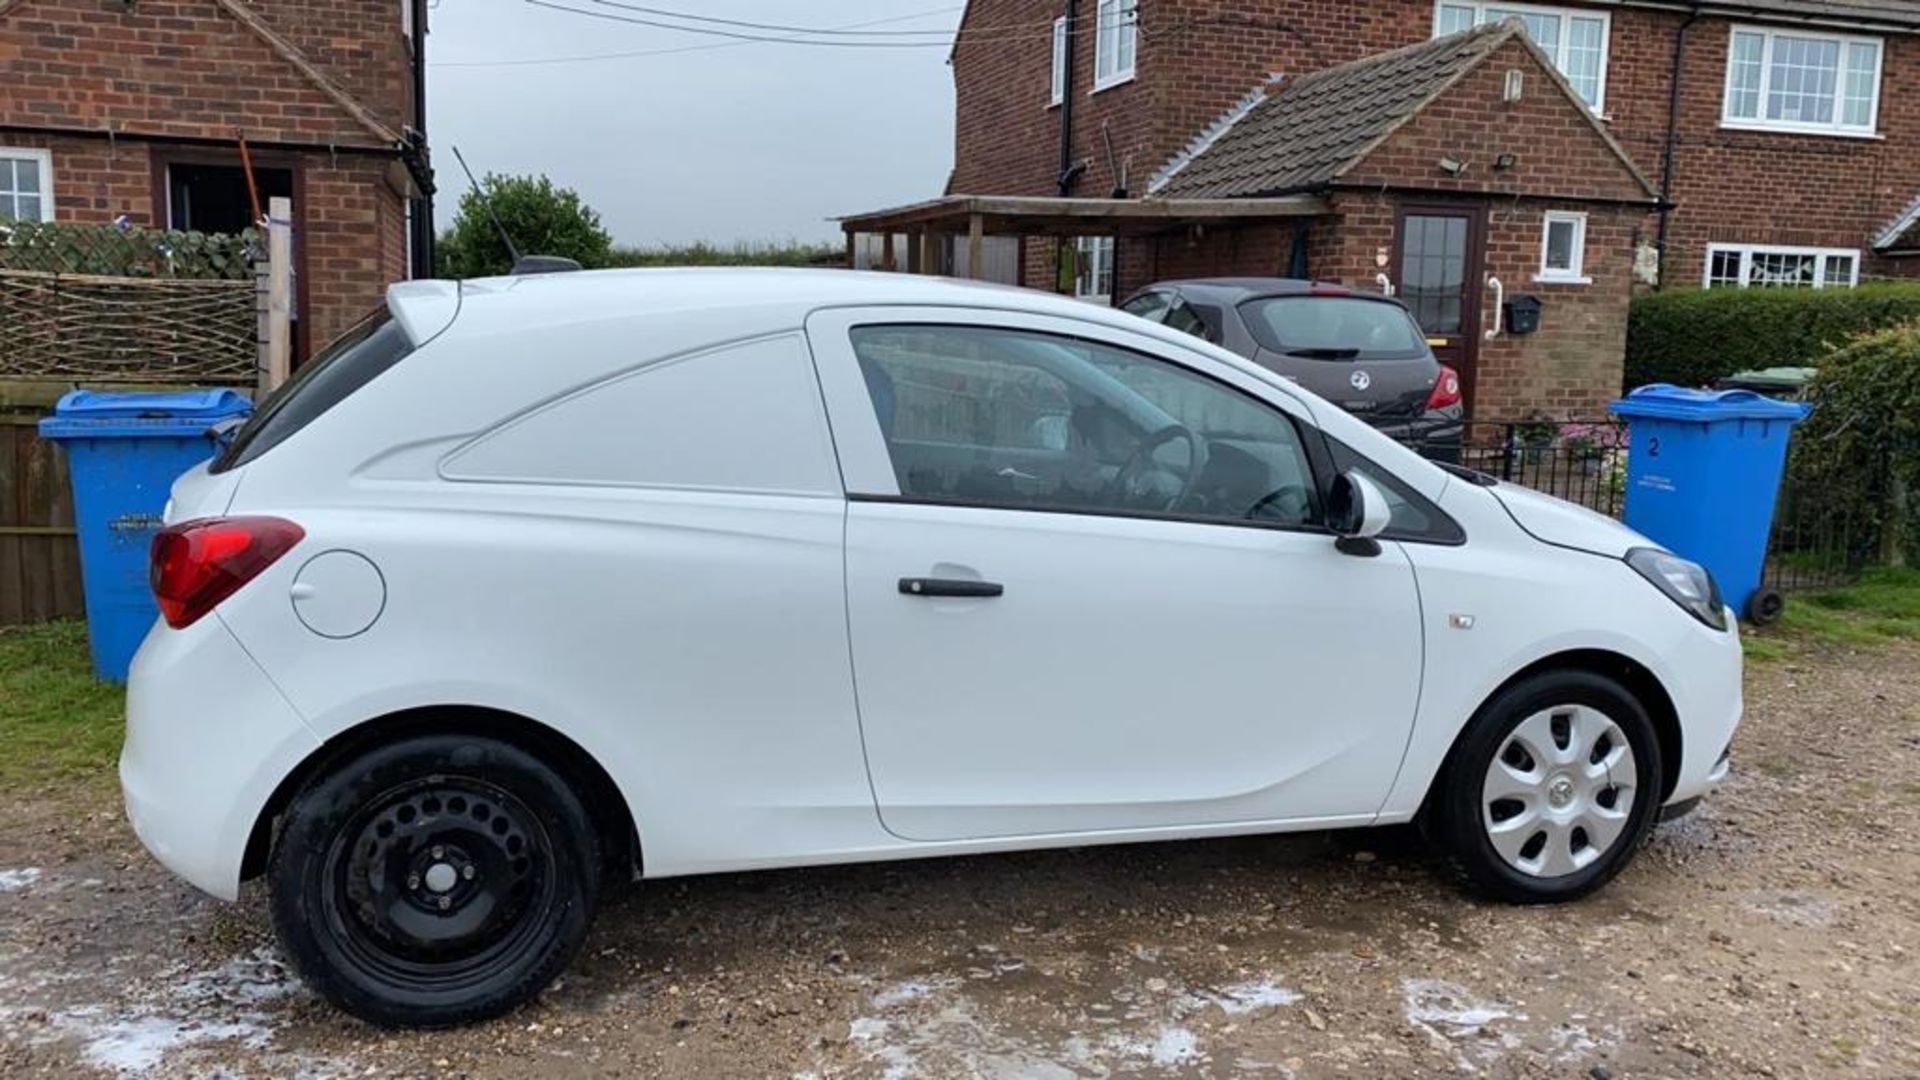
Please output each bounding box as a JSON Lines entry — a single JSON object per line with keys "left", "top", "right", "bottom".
{"left": 1283, "top": 347, "right": 1362, "bottom": 360}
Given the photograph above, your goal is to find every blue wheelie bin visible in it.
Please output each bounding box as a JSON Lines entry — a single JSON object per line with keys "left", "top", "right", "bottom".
{"left": 39, "top": 389, "right": 252, "bottom": 681}
{"left": 1608, "top": 385, "right": 1809, "bottom": 624}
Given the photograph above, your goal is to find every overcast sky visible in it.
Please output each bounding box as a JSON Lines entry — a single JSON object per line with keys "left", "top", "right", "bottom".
{"left": 427, "top": 0, "right": 965, "bottom": 248}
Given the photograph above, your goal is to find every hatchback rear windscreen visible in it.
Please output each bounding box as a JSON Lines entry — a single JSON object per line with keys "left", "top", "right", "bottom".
{"left": 1239, "top": 297, "right": 1428, "bottom": 361}
{"left": 212, "top": 309, "right": 414, "bottom": 473}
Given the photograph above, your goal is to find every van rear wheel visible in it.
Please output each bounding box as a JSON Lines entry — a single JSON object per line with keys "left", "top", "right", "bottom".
{"left": 1433, "top": 671, "right": 1662, "bottom": 904}
{"left": 268, "top": 734, "right": 600, "bottom": 1027}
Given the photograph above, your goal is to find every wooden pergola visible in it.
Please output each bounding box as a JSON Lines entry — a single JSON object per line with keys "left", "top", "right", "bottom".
{"left": 839, "top": 193, "right": 1330, "bottom": 279}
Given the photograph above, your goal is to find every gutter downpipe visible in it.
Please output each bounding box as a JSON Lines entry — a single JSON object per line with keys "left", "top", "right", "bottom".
{"left": 408, "top": 0, "right": 435, "bottom": 280}
{"left": 1058, "top": 0, "right": 1078, "bottom": 197}
{"left": 1655, "top": 3, "right": 1704, "bottom": 289}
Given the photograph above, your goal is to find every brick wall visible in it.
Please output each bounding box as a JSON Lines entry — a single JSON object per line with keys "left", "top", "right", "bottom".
{"left": 303, "top": 157, "right": 407, "bottom": 347}
{"left": 1340, "top": 37, "right": 1654, "bottom": 204}
{"left": 0, "top": 0, "right": 413, "bottom": 357}
{"left": 1602, "top": 10, "right": 1920, "bottom": 285}
{"left": 254, "top": 0, "right": 413, "bottom": 135}
{"left": 0, "top": 0, "right": 396, "bottom": 148}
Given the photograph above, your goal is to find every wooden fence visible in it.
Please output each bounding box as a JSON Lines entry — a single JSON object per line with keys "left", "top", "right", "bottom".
{"left": 0, "top": 388, "right": 83, "bottom": 624}
{"left": 0, "top": 213, "right": 277, "bottom": 627}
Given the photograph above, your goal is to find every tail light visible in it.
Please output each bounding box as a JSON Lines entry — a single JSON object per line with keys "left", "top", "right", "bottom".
{"left": 1427, "top": 364, "right": 1463, "bottom": 410}
{"left": 150, "top": 517, "right": 305, "bottom": 629}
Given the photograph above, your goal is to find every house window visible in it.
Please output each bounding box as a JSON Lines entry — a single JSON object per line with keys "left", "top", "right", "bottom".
{"left": 1092, "top": 0, "right": 1137, "bottom": 92}
{"left": 1705, "top": 244, "right": 1859, "bottom": 289}
{"left": 1434, "top": 3, "right": 1610, "bottom": 110}
{"left": 0, "top": 148, "right": 53, "bottom": 223}
{"left": 1049, "top": 16, "right": 1067, "bottom": 106}
{"left": 1074, "top": 236, "right": 1114, "bottom": 301}
{"left": 1722, "top": 26, "right": 1881, "bottom": 136}
{"left": 1538, "top": 211, "right": 1589, "bottom": 283}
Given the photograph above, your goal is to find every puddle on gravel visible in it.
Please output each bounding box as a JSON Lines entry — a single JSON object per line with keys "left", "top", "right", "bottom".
{"left": 840, "top": 965, "right": 1307, "bottom": 1078}
{"left": 1743, "top": 889, "right": 1837, "bottom": 929}
{"left": 0, "top": 944, "right": 349, "bottom": 1078}
{"left": 0, "top": 867, "right": 43, "bottom": 892}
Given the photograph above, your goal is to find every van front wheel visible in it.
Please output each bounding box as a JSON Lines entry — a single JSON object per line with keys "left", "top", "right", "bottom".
{"left": 1434, "top": 671, "right": 1662, "bottom": 904}
{"left": 268, "top": 734, "right": 601, "bottom": 1027}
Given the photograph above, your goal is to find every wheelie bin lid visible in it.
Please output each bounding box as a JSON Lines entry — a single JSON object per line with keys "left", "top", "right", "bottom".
{"left": 38, "top": 388, "right": 252, "bottom": 440}
{"left": 1608, "top": 384, "right": 1810, "bottom": 423}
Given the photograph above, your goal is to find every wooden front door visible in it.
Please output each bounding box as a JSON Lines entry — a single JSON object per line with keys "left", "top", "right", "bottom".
{"left": 1395, "top": 205, "right": 1486, "bottom": 417}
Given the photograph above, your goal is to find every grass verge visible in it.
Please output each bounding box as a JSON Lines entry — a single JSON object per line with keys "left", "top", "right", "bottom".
{"left": 1747, "top": 567, "right": 1920, "bottom": 658}
{"left": 0, "top": 621, "right": 123, "bottom": 792}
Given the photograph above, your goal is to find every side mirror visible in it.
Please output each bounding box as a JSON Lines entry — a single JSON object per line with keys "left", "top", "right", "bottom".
{"left": 1328, "top": 470, "right": 1392, "bottom": 555}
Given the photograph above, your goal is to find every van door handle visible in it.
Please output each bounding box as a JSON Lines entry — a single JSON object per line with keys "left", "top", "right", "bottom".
{"left": 899, "top": 578, "right": 1004, "bottom": 598}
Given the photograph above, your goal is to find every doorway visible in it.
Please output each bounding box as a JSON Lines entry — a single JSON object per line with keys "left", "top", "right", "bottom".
{"left": 165, "top": 162, "right": 292, "bottom": 234}
{"left": 153, "top": 152, "right": 308, "bottom": 363}
{"left": 1394, "top": 205, "right": 1485, "bottom": 417}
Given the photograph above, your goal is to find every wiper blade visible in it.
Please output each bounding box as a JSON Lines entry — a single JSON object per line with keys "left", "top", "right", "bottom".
{"left": 205, "top": 416, "right": 246, "bottom": 448}
{"left": 1283, "top": 347, "right": 1362, "bottom": 360}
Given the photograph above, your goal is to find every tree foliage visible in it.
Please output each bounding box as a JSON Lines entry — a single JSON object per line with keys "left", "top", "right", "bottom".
{"left": 435, "top": 173, "right": 612, "bottom": 279}
{"left": 1791, "top": 323, "right": 1920, "bottom": 566}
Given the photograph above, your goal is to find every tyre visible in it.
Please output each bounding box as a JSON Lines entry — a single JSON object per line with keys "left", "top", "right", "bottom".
{"left": 1747, "top": 588, "right": 1786, "bottom": 626}
{"left": 1431, "top": 671, "right": 1663, "bottom": 904}
{"left": 268, "top": 734, "right": 602, "bottom": 1027}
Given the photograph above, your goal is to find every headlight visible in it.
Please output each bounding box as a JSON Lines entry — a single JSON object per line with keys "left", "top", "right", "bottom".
{"left": 1626, "top": 547, "right": 1728, "bottom": 631}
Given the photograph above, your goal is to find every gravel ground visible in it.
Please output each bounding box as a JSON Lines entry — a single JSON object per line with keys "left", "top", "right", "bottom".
{"left": 1, "top": 642, "right": 1916, "bottom": 1079}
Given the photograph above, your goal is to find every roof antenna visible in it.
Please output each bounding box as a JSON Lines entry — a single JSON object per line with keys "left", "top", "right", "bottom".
{"left": 449, "top": 145, "right": 580, "bottom": 276}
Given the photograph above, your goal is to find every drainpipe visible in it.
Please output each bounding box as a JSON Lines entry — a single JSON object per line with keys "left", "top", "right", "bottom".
{"left": 1655, "top": 4, "right": 1704, "bottom": 289}
{"left": 408, "top": 0, "right": 435, "bottom": 279}
{"left": 1057, "top": 0, "right": 1078, "bottom": 196}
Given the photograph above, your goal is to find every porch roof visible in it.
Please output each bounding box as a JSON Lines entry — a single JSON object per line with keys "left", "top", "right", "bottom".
{"left": 837, "top": 193, "right": 1329, "bottom": 238}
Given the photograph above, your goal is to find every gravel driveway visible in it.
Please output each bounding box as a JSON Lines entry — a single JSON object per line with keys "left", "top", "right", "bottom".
{"left": 2, "top": 643, "right": 1917, "bottom": 1078}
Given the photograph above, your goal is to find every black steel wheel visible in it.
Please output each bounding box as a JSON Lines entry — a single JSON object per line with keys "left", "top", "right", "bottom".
{"left": 1747, "top": 588, "right": 1786, "bottom": 626}
{"left": 269, "top": 734, "right": 601, "bottom": 1027}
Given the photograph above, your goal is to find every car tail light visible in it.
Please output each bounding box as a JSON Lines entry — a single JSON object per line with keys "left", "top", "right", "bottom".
{"left": 150, "top": 517, "right": 304, "bottom": 629}
{"left": 1427, "top": 364, "right": 1463, "bottom": 410}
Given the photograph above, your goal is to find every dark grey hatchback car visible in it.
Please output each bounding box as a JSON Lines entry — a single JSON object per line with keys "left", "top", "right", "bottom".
{"left": 1120, "top": 278, "right": 1462, "bottom": 458}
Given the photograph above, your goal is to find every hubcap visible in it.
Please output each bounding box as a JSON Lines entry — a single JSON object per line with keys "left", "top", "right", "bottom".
{"left": 1482, "top": 704, "right": 1638, "bottom": 878}
{"left": 322, "top": 777, "right": 555, "bottom": 987}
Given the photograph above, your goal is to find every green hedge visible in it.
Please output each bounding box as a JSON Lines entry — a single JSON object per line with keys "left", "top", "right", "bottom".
{"left": 0, "top": 220, "right": 257, "bottom": 280}
{"left": 1791, "top": 322, "right": 1920, "bottom": 567}
{"left": 1625, "top": 283, "right": 1920, "bottom": 389}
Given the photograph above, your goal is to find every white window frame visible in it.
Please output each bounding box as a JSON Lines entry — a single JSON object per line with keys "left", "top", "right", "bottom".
{"left": 1091, "top": 0, "right": 1137, "bottom": 94}
{"left": 0, "top": 147, "right": 54, "bottom": 223}
{"left": 1537, "top": 211, "right": 1590, "bottom": 284}
{"left": 1074, "top": 236, "right": 1115, "bottom": 302}
{"left": 1431, "top": 1, "right": 1611, "bottom": 113}
{"left": 1720, "top": 24, "right": 1882, "bottom": 138}
{"left": 1703, "top": 243, "right": 1861, "bottom": 289}
{"left": 1048, "top": 16, "right": 1067, "bottom": 107}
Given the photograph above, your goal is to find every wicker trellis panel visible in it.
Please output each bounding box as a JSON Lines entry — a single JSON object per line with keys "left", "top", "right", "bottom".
{"left": 0, "top": 270, "right": 255, "bottom": 384}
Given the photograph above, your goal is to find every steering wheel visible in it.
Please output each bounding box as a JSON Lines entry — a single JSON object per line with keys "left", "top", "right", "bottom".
{"left": 1110, "top": 423, "right": 1206, "bottom": 513}
{"left": 1246, "top": 484, "right": 1314, "bottom": 525}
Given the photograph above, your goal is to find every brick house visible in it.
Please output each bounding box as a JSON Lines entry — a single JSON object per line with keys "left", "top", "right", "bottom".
{"left": 0, "top": 0, "right": 432, "bottom": 361}
{"left": 846, "top": 0, "right": 1920, "bottom": 421}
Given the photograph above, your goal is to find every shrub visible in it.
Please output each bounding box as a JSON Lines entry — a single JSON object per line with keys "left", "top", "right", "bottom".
{"left": 1625, "top": 283, "right": 1920, "bottom": 390}
{"left": 1790, "top": 322, "right": 1920, "bottom": 567}
{"left": 436, "top": 173, "right": 612, "bottom": 279}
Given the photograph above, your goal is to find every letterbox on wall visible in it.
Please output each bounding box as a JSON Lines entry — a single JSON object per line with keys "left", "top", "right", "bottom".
{"left": 1505, "top": 294, "right": 1543, "bottom": 335}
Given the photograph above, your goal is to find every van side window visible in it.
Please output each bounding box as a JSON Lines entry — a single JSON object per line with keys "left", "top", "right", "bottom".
{"left": 850, "top": 324, "right": 1321, "bottom": 529}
